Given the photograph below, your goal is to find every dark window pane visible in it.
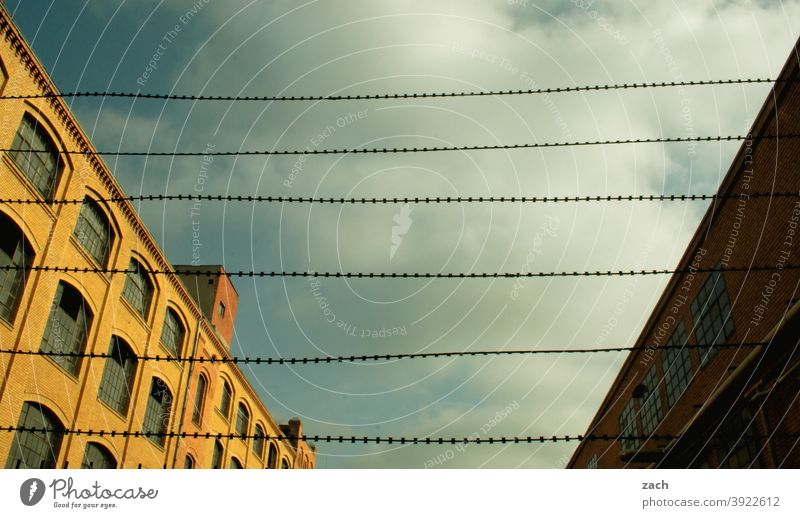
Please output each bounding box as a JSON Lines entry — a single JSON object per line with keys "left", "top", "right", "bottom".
{"left": 97, "top": 336, "right": 137, "bottom": 415}
{"left": 5, "top": 402, "right": 64, "bottom": 469}
{"left": 219, "top": 381, "right": 232, "bottom": 418}
{"left": 184, "top": 455, "right": 194, "bottom": 469}
{"left": 0, "top": 214, "right": 33, "bottom": 322}
{"left": 74, "top": 198, "right": 112, "bottom": 265}
{"left": 618, "top": 399, "right": 639, "bottom": 452}
{"left": 236, "top": 403, "right": 249, "bottom": 440}
{"left": 212, "top": 441, "right": 223, "bottom": 469}
{"left": 253, "top": 425, "right": 265, "bottom": 458}
{"left": 160, "top": 309, "right": 183, "bottom": 356}
{"left": 662, "top": 321, "right": 694, "bottom": 407}
{"left": 191, "top": 375, "right": 207, "bottom": 425}
{"left": 122, "top": 260, "right": 151, "bottom": 317}
{"left": 267, "top": 443, "right": 278, "bottom": 469}
{"left": 639, "top": 366, "right": 663, "bottom": 435}
{"left": 229, "top": 457, "right": 242, "bottom": 469}
{"left": 142, "top": 378, "right": 172, "bottom": 447}
{"left": 39, "top": 282, "right": 93, "bottom": 376}
{"left": 691, "top": 271, "right": 735, "bottom": 365}
{"left": 9, "top": 115, "right": 61, "bottom": 199}
{"left": 81, "top": 442, "right": 117, "bottom": 469}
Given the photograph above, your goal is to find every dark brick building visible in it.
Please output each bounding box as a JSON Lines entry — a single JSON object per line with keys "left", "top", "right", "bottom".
{"left": 568, "top": 41, "right": 800, "bottom": 468}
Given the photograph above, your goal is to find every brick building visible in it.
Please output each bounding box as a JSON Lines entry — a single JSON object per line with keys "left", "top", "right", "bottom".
{"left": 568, "top": 41, "right": 800, "bottom": 468}
{"left": 0, "top": 5, "right": 315, "bottom": 469}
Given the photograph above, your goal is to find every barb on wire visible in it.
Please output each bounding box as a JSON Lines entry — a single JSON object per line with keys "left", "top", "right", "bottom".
{"left": 2, "top": 264, "right": 799, "bottom": 278}
{"left": 0, "top": 192, "right": 797, "bottom": 206}
{"left": 0, "top": 78, "right": 783, "bottom": 102}
{"left": 0, "top": 342, "right": 767, "bottom": 365}
{"left": 0, "top": 133, "right": 793, "bottom": 157}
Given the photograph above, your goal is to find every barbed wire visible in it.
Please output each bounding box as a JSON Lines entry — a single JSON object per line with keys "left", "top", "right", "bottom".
{"left": 0, "top": 192, "right": 797, "bottom": 206}
{"left": 1, "top": 133, "right": 793, "bottom": 157}
{"left": 0, "top": 342, "right": 765, "bottom": 365}
{"left": 2, "top": 264, "right": 798, "bottom": 278}
{"left": 2, "top": 426, "right": 797, "bottom": 444}
{"left": 0, "top": 78, "right": 783, "bottom": 102}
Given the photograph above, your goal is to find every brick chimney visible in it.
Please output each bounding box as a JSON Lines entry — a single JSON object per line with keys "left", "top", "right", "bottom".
{"left": 175, "top": 265, "right": 238, "bottom": 346}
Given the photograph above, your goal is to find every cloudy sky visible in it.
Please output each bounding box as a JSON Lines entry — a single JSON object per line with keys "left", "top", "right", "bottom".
{"left": 5, "top": 0, "right": 800, "bottom": 468}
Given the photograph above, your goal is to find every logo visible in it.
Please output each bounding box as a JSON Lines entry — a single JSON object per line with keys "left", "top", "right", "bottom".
{"left": 20, "top": 478, "right": 45, "bottom": 506}
{"left": 390, "top": 204, "right": 413, "bottom": 260}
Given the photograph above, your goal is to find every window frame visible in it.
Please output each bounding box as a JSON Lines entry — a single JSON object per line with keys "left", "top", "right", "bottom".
{"left": 73, "top": 197, "right": 114, "bottom": 267}
{"left": 39, "top": 281, "right": 93, "bottom": 377}
{"left": 8, "top": 113, "right": 63, "bottom": 200}
{"left": 5, "top": 402, "right": 64, "bottom": 469}
{"left": 121, "top": 259, "right": 153, "bottom": 319}
{"left": 97, "top": 335, "right": 137, "bottom": 416}
{"left": 235, "top": 402, "right": 250, "bottom": 441}
{"left": 0, "top": 212, "right": 34, "bottom": 324}
{"left": 81, "top": 442, "right": 117, "bottom": 469}
{"left": 219, "top": 380, "right": 232, "bottom": 419}
{"left": 141, "top": 377, "right": 173, "bottom": 448}
{"left": 159, "top": 307, "right": 185, "bottom": 358}
{"left": 191, "top": 374, "right": 208, "bottom": 425}
{"left": 690, "top": 270, "right": 735, "bottom": 366}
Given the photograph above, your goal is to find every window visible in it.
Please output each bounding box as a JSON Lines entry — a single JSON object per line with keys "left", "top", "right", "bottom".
{"left": 638, "top": 366, "right": 663, "bottom": 436}
{"left": 718, "top": 409, "right": 762, "bottom": 468}
{"left": 98, "top": 336, "right": 137, "bottom": 415}
{"left": 81, "top": 442, "right": 117, "bottom": 469}
{"left": 0, "top": 213, "right": 34, "bottom": 323}
{"left": 191, "top": 375, "right": 207, "bottom": 425}
{"left": 39, "top": 281, "right": 93, "bottom": 376}
{"left": 122, "top": 259, "right": 152, "bottom": 318}
{"left": 73, "top": 198, "right": 113, "bottom": 265}
{"left": 5, "top": 402, "right": 64, "bottom": 469}
{"left": 691, "top": 271, "right": 735, "bottom": 365}
{"left": 184, "top": 455, "right": 195, "bottom": 469}
{"left": 219, "top": 380, "right": 232, "bottom": 419}
{"left": 587, "top": 454, "right": 598, "bottom": 469}
{"left": 267, "top": 443, "right": 278, "bottom": 469}
{"left": 662, "top": 321, "right": 694, "bottom": 407}
{"left": 218, "top": 301, "right": 225, "bottom": 317}
{"left": 159, "top": 308, "right": 184, "bottom": 357}
{"left": 142, "top": 378, "right": 172, "bottom": 447}
{"left": 280, "top": 458, "right": 290, "bottom": 469}
{"left": 236, "top": 402, "right": 250, "bottom": 440}
{"left": 618, "top": 399, "right": 639, "bottom": 453}
{"left": 253, "top": 425, "right": 265, "bottom": 459}
{"left": 229, "top": 457, "right": 243, "bottom": 469}
{"left": 9, "top": 114, "right": 62, "bottom": 199}
{"left": 211, "top": 440, "right": 224, "bottom": 469}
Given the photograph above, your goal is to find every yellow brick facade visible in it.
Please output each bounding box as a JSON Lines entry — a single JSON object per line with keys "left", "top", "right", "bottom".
{"left": 0, "top": 6, "right": 315, "bottom": 469}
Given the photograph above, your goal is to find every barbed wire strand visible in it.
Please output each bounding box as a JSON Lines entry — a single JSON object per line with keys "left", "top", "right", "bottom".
{"left": 2, "top": 426, "right": 797, "bottom": 444}
{"left": 2, "top": 264, "right": 798, "bottom": 278}
{"left": 0, "top": 133, "right": 793, "bottom": 157}
{"left": 0, "top": 342, "right": 766, "bottom": 365}
{"left": 1, "top": 192, "right": 797, "bottom": 206}
{"left": 0, "top": 78, "right": 785, "bottom": 102}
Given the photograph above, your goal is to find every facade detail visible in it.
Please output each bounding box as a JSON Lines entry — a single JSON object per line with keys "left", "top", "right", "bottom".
{"left": 0, "top": 6, "right": 315, "bottom": 469}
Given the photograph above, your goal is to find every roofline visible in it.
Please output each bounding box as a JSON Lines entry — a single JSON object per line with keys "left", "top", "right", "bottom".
{"left": 569, "top": 36, "right": 800, "bottom": 465}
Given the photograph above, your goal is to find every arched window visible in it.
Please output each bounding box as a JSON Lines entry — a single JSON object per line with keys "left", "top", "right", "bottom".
{"left": 235, "top": 402, "right": 250, "bottom": 441}
{"left": 280, "top": 458, "right": 290, "bottom": 469}
{"left": 9, "top": 113, "right": 62, "bottom": 199}
{"left": 39, "top": 281, "right": 93, "bottom": 376}
{"left": 183, "top": 455, "right": 195, "bottom": 469}
{"left": 159, "top": 308, "right": 184, "bottom": 357}
{"left": 81, "top": 442, "right": 117, "bottom": 469}
{"left": 98, "top": 336, "right": 137, "bottom": 415}
{"left": 0, "top": 212, "right": 34, "bottom": 323}
{"left": 122, "top": 259, "right": 152, "bottom": 318}
{"left": 142, "top": 377, "right": 172, "bottom": 447}
{"left": 73, "top": 197, "right": 113, "bottom": 266}
{"left": 5, "top": 402, "right": 64, "bottom": 469}
{"left": 229, "top": 457, "right": 243, "bottom": 469}
{"left": 211, "top": 440, "right": 224, "bottom": 469}
{"left": 191, "top": 374, "right": 207, "bottom": 425}
{"left": 267, "top": 443, "right": 278, "bottom": 469}
{"left": 219, "top": 380, "right": 232, "bottom": 419}
{"left": 253, "top": 424, "right": 265, "bottom": 459}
